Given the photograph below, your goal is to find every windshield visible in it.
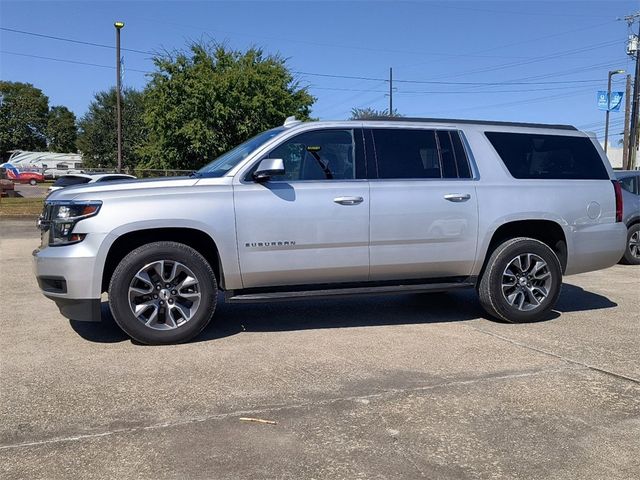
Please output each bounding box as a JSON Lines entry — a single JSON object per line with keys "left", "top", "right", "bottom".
{"left": 196, "top": 127, "right": 285, "bottom": 177}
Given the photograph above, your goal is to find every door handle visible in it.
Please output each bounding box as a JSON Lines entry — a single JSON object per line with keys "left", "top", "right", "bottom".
{"left": 334, "top": 196, "right": 364, "bottom": 205}
{"left": 444, "top": 193, "right": 471, "bottom": 202}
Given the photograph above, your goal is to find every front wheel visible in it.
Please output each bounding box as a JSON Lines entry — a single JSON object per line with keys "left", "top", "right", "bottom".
{"left": 109, "top": 241, "right": 217, "bottom": 344}
{"left": 29, "top": 179, "right": 37, "bottom": 186}
{"left": 478, "top": 237, "right": 562, "bottom": 323}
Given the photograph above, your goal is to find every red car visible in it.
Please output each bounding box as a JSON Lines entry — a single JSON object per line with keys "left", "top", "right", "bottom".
{"left": 1, "top": 163, "right": 45, "bottom": 185}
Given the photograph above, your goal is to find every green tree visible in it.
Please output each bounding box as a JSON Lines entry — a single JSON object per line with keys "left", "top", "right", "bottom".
{"left": 0, "top": 81, "right": 49, "bottom": 155}
{"left": 140, "top": 42, "right": 315, "bottom": 170}
{"left": 349, "top": 107, "right": 402, "bottom": 120}
{"left": 77, "top": 88, "right": 147, "bottom": 168}
{"left": 47, "top": 106, "right": 77, "bottom": 153}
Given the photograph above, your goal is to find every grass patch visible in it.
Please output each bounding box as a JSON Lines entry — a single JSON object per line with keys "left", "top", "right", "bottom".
{"left": 0, "top": 197, "right": 44, "bottom": 217}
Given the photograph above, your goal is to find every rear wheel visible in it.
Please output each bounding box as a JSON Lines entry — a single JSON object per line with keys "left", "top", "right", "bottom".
{"left": 109, "top": 241, "right": 217, "bottom": 344}
{"left": 478, "top": 237, "right": 562, "bottom": 323}
{"left": 622, "top": 224, "right": 640, "bottom": 265}
{"left": 29, "top": 179, "right": 37, "bottom": 186}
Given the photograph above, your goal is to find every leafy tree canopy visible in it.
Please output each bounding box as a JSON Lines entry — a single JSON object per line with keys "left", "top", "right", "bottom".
{"left": 0, "top": 81, "right": 49, "bottom": 155}
{"left": 47, "top": 106, "right": 77, "bottom": 153}
{"left": 140, "top": 42, "right": 315, "bottom": 170}
{"left": 77, "top": 87, "right": 147, "bottom": 169}
{"left": 350, "top": 107, "right": 402, "bottom": 120}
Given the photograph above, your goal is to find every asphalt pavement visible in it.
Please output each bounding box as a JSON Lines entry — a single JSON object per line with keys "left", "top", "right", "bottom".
{"left": 1, "top": 218, "right": 638, "bottom": 479}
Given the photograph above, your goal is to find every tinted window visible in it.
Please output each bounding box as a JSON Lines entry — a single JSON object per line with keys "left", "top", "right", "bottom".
{"left": 371, "top": 129, "right": 472, "bottom": 179}
{"left": 96, "top": 176, "right": 130, "bottom": 182}
{"left": 373, "top": 129, "right": 440, "bottom": 179}
{"left": 619, "top": 175, "right": 638, "bottom": 195}
{"left": 485, "top": 132, "right": 608, "bottom": 180}
{"left": 53, "top": 176, "right": 91, "bottom": 187}
{"left": 437, "top": 131, "right": 457, "bottom": 178}
{"left": 268, "top": 129, "right": 357, "bottom": 181}
{"left": 451, "top": 131, "right": 472, "bottom": 178}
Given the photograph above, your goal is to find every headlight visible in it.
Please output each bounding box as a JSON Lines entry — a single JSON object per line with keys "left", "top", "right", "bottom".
{"left": 39, "top": 200, "right": 102, "bottom": 246}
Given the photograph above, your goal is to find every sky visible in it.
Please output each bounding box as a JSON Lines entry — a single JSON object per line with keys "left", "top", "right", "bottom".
{"left": 0, "top": 0, "right": 638, "bottom": 145}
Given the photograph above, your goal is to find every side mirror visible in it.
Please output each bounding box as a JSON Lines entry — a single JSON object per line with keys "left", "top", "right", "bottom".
{"left": 253, "top": 158, "right": 285, "bottom": 182}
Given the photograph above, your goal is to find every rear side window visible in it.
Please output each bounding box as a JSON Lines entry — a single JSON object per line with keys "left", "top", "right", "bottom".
{"left": 371, "top": 129, "right": 472, "bottom": 179}
{"left": 52, "top": 176, "right": 91, "bottom": 187}
{"left": 97, "top": 176, "right": 130, "bottom": 182}
{"left": 485, "top": 132, "right": 608, "bottom": 180}
{"left": 619, "top": 175, "right": 639, "bottom": 195}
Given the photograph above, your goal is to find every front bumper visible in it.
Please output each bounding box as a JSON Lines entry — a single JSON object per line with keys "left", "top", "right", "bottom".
{"left": 44, "top": 296, "right": 102, "bottom": 322}
{"left": 33, "top": 232, "right": 109, "bottom": 322}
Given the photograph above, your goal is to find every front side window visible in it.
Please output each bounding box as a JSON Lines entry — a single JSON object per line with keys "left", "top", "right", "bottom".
{"left": 267, "top": 129, "right": 358, "bottom": 181}
{"left": 485, "top": 132, "right": 608, "bottom": 180}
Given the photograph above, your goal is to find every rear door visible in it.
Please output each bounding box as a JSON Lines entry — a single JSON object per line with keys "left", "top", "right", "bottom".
{"left": 233, "top": 128, "right": 370, "bottom": 288}
{"left": 368, "top": 127, "right": 479, "bottom": 281}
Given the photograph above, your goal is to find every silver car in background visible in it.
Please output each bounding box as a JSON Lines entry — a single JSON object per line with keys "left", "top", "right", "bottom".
{"left": 33, "top": 117, "right": 627, "bottom": 344}
{"left": 47, "top": 173, "right": 136, "bottom": 195}
{"left": 615, "top": 170, "right": 640, "bottom": 264}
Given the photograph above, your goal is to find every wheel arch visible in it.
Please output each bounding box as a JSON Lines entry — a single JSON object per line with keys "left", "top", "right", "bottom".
{"left": 101, "top": 227, "right": 224, "bottom": 293}
{"left": 478, "top": 219, "right": 568, "bottom": 280}
{"left": 626, "top": 215, "right": 640, "bottom": 228}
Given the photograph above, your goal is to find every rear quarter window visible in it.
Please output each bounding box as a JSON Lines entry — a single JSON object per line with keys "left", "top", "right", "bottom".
{"left": 485, "top": 132, "right": 608, "bottom": 180}
{"left": 53, "top": 176, "right": 91, "bottom": 187}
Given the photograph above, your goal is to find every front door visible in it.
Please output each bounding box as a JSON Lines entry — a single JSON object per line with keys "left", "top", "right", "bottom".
{"left": 233, "top": 128, "right": 370, "bottom": 289}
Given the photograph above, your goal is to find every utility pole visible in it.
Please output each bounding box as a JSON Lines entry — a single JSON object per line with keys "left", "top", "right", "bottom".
{"left": 624, "top": 14, "right": 640, "bottom": 169}
{"left": 623, "top": 74, "right": 632, "bottom": 169}
{"left": 389, "top": 67, "right": 393, "bottom": 116}
{"left": 114, "top": 21, "right": 124, "bottom": 173}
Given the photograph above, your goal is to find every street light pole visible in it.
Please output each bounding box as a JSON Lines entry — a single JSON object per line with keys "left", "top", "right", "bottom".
{"left": 114, "top": 21, "right": 124, "bottom": 173}
{"left": 605, "top": 69, "right": 625, "bottom": 154}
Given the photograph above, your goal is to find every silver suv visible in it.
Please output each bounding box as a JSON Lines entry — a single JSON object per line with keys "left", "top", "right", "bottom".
{"left": 34, "top": 117, "right": 627, "bottom": 344}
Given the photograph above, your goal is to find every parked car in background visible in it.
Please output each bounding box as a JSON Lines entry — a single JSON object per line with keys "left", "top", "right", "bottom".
{"left": 615, "top": 170, "right": 640, "bottom": 265}
{"left": 0, "top": 162, "right": 45, "bottom": 185}
{"left": 47, "top": 173, "right": 136, "bottom": 195}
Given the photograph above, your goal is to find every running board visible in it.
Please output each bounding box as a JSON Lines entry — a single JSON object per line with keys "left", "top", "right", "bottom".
{"left": 225, "top": 282, "right": 475, "bottom": 304}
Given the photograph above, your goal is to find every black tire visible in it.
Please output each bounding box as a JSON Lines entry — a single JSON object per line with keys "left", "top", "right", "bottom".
{"left": 29, "top": 179, "right": 37, "bottom": 186}
{"left": 109, "top": 241, "right": 217, "bottom": 345}
{"left": 621, "top": 224, "right": 640, "bottom": 265}
{"left": 478, "top": 237, "right": 562, "bottom": 323}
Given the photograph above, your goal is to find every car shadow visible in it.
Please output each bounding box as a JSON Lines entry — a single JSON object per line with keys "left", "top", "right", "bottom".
{"left": 69, "top": 282, "right": 617, "bottom": 344}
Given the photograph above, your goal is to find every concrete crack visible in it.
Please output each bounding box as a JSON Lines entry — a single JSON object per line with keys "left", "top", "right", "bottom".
{"left": 466, "top": 324, "right": 640, "bottom": 385}
{"left": 0, "top": 365, "right": 577, "bottom": 451}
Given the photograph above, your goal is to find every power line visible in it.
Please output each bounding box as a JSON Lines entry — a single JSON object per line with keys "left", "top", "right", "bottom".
{"left": 419, "top": 39, "right": 624, "bottom": 82}
{"left": 310, "top": 84, "right": 602, "bottom": 95}
{"left": 297, "top": 70, "right": 606, "bottom": 86}
{"left": 0, "top": 50, "right": 150, "bottom": 74}
{"left": 0, "top": 27, "right": 154, "bottom": 55}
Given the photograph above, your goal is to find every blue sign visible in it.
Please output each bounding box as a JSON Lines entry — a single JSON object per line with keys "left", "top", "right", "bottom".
{"left": 597, "top": 91, "right": 624, "bottom": 112}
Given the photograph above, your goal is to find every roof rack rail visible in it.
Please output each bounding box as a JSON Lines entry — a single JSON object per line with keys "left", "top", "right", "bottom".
{"left": 363, "top": 116, "right": 578, "bottom": 131}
